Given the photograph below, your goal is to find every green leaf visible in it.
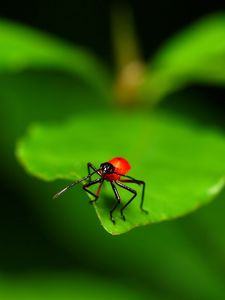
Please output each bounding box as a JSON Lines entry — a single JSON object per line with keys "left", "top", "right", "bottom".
{"left": 141, "top": 13, "right": 225, "bottom": 102}
{"left": 16, "top": 111, "right": 225, "bottom": 235}
{"left": 0, "top": 19, "right": 111, "bottom": 100}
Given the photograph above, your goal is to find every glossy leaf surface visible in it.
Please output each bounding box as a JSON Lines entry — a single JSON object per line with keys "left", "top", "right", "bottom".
{"left": 16, "top": 111, "right": 225, "bottom": 234}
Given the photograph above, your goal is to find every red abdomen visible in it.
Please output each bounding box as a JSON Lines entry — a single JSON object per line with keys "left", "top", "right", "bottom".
{"left": 105, "top": 157, "right": 131, "bottom": 181}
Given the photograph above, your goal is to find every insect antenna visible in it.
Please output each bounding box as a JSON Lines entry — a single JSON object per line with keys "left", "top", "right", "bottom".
{"left": 53, "top": 170, "right": 100, "bottom": 199}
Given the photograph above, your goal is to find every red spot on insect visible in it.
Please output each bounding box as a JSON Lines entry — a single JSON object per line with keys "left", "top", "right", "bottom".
{"left": 105, "top": 157, "right": 131, "bottom": 181}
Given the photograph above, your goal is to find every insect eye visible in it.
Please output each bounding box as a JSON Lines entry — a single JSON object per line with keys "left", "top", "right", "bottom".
{"left": 100, "top": 162, "right": 115, "bottom": 174}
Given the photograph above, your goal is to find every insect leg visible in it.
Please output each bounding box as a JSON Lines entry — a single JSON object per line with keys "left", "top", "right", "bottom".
{"left": 115, "top": 181, "right": 137, "bottom": 221}
{"left": 87, "top": 162, "right": 101, "bottom": 182}
{"left": 119, "top": 177, "right": 148, "bottom": 213}
{"left": 110, "top": 182, "right": 121, "bottom": 224}
{"left": 83, "top": 178, "right": 103, "bottom": 204}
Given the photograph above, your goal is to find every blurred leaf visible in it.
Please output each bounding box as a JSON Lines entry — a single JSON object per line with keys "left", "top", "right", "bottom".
{"left": 0, "top": 71, "right": 109, "bottom": 175}
{"left": 16, "top": 110, "right": 225, "bottom": 234}
{"left": 0, "top": 19, "right": 111, "bottom": 100}
{"left": 141, "top": 13, "right": 225, "bottom": 102}
{"left": 0, "top": 273, "right": 150, "bottom": 300}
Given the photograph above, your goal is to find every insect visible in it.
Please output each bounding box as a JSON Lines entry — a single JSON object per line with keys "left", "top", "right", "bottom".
{"left": 53, "top": 157, "right": 148, "bottom": 224}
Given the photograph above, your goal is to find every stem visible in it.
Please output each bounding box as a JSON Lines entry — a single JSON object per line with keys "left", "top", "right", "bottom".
{"left": 111, "top": 3, "right": 145, "bottom": 106}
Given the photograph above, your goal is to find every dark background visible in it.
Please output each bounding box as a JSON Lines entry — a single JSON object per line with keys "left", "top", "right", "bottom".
{"left": 2, "top": 0, "right": 225, "bottom": 62}
{"left": 1, "top": 1, "right": 225, "bottom": 299}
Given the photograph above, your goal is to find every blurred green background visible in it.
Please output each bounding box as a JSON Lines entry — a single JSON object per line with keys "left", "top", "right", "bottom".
{"left": 1, "top": 1, "right": 225, "bottom": 299}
